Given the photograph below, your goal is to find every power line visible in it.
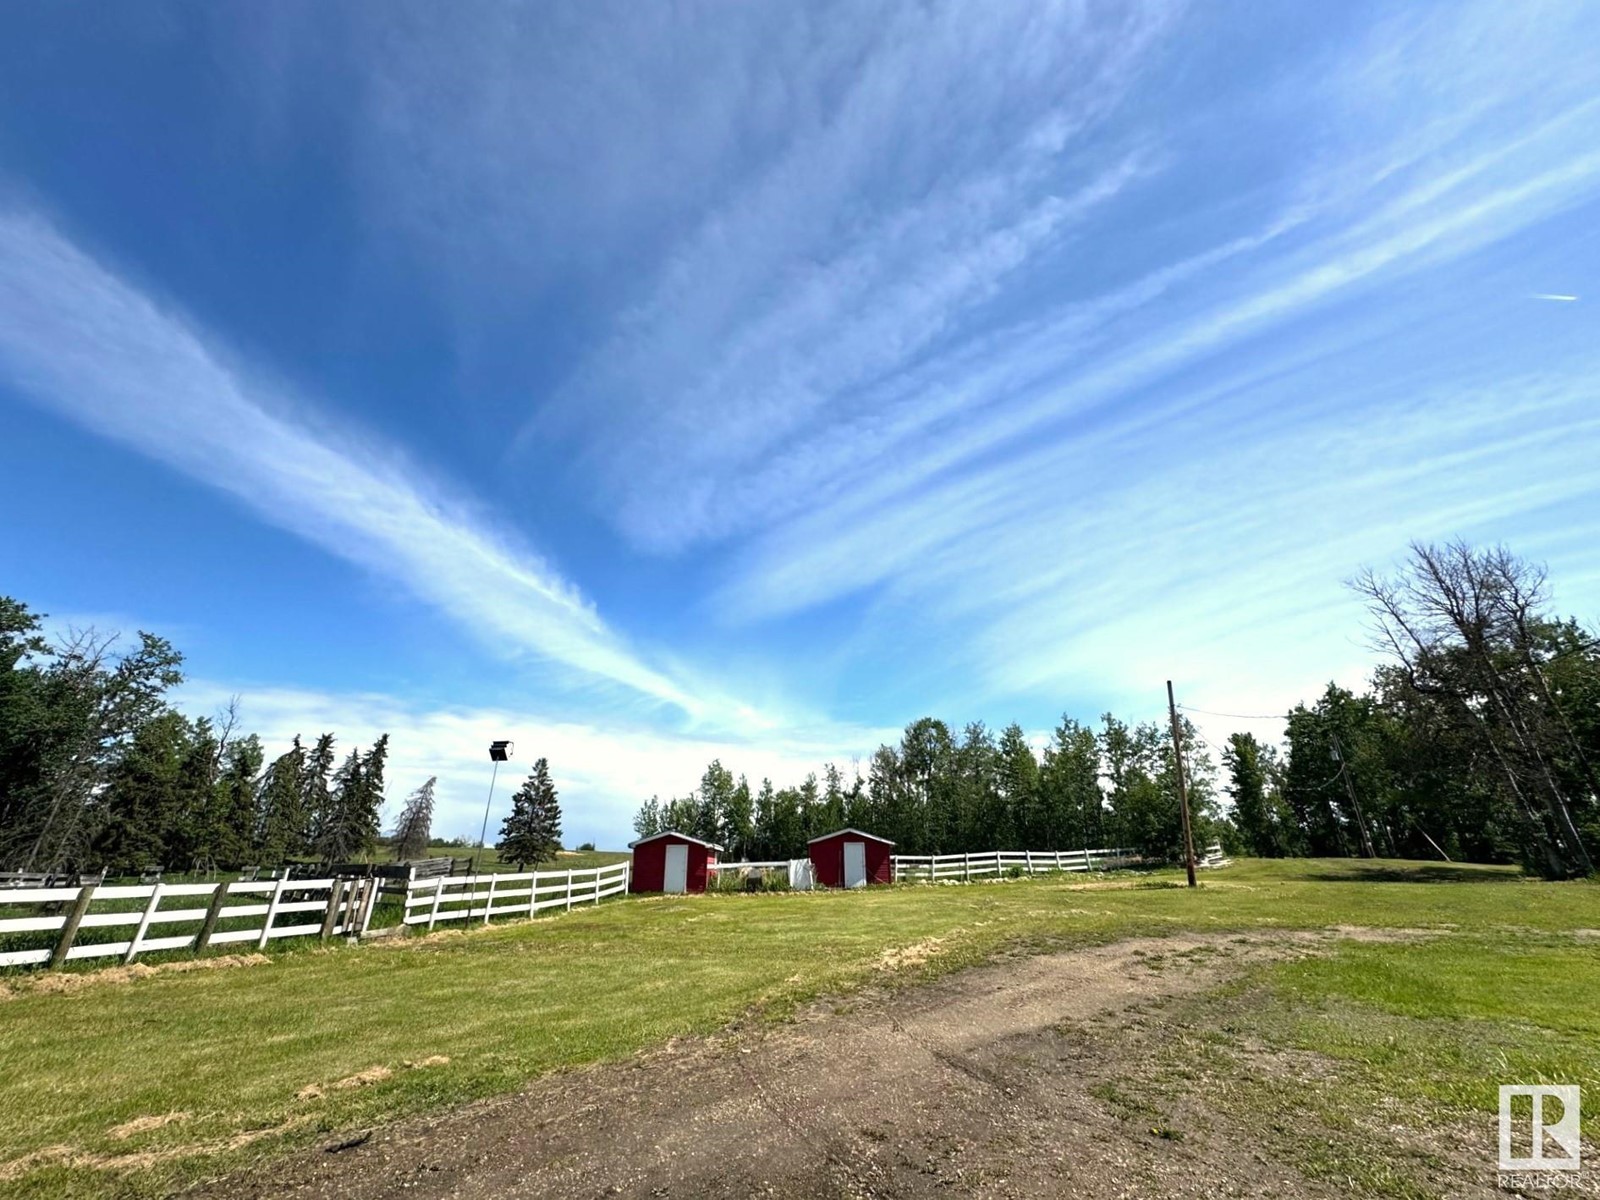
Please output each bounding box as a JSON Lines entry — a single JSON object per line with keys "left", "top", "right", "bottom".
{"left": 1176, "top": 704, "right": 1285, "bottom": 720}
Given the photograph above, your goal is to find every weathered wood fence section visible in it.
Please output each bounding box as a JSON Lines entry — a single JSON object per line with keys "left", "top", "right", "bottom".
{"left": 0, "top": 876, "right": 379, "bottom": 969}
{"left": 890, "top": 847, "right": 1138, "bottom": 882}
{"left": 403, "top": 861, "right": 630, "bottom": 930}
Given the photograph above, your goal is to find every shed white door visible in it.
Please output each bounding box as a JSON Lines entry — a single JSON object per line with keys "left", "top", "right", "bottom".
{"left": 663, "top": 843, "right": 689, "bottom": 893}
{"left": 843, "top": 841, "right": 868, "bottom": 888}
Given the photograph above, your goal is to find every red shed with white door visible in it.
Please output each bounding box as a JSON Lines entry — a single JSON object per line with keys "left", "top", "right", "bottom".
{"left": 628, "top": 831, "right": 721, "bottom": 894}
{"left": 807, "top": 828, "right": 894, "bottom": 888}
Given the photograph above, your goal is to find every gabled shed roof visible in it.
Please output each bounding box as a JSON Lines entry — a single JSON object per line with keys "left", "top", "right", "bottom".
{"left": 805, "top": 827, "right": 896, "bottom": 846}
{"left": 627, "top": 830, "right": 725, "bottom": 851}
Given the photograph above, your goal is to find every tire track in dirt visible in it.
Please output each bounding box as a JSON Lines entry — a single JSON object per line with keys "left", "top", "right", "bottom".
{"left": 191, "top": 932, "right": 1383, "bottom": 1200}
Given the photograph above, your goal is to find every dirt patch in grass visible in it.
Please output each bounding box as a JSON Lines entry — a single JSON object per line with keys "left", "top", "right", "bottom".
{"left": 875, "top": 934, "right": 951, "bottom": 970}
{"left": 0, "top": 953, "right": 270, "bottom": 999}
{"left": 108, "top": 1112, "right": 192, "bottom": 1141}
{"left": 0, "top": 1120, "right": 306, "bottom": 1183}
{"left": 196, "top": 931, "right": 1445, "bottom": 1200}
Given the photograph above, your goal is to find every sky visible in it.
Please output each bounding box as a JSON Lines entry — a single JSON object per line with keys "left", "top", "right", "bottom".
{"left": 2, "top": 0, "right": 1598, "bottom": 848}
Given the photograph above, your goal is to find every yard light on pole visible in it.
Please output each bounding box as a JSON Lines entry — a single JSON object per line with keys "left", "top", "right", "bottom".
{"left": 474, "top": 741, "right": 514, "bottom": 874}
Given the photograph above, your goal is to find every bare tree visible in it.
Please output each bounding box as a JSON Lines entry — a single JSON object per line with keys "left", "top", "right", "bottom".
{"left": 1351, "top": 541, "right": 1592, "bottom": 877}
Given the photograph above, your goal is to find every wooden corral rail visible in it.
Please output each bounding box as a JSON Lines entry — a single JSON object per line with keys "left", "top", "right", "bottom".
{"left": 0, "top": 876, "right": 380, "bottom": 970}
{"left": 403, "top": 861, "right": 631, "bottom": 931}
{"left": 890, "top": 847, "right": 1140, "bottom": 882}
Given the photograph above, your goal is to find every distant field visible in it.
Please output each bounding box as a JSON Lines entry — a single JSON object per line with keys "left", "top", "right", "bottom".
{"left": 0, "top": 858, "right": 1594, "bottom": 1198}
{"left": 370, "top": 843, "right": 630, "bottom": 873}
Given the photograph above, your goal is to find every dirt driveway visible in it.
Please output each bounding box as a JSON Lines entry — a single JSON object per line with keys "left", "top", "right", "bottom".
{"left": 194, "top": 933, "right": 1463, "bottom": 1199}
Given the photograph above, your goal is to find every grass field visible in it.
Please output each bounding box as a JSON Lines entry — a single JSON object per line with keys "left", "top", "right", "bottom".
{"left": 0, "top": 858, "right": 1595, "bottom": 1198}
{"left": 369, "top": 843, "right": 631, "bottom": 873}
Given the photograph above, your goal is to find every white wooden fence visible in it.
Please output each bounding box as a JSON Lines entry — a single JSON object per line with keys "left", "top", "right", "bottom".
{"left": 0, "top": 876, "right": 379, "bottom": 969}
{"left": 403, "top": 861, "right": 631, "bottom": 930}
{"left": 891, "top": 847, "right": 1138, "bottom": 883}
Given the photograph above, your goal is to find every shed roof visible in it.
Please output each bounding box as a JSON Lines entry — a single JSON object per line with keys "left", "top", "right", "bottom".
{"left": 627, "top": 830, "right": 725, "bottom": 851}
{"left": 806, "top": 827, "right": 896, "bottom": 846}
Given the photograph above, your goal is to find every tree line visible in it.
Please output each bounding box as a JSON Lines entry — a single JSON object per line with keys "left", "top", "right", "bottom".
{"left": 637, "top": 543, "right": 1595, "bottom": 879}
{"left": 0, "top": 597, "right": 406, "bottom": 873}
{"left": 0, "top": 594, "right": 575, "bottom": 877}
{"left": 633, "top": 713, "right": 1219, "bottom": 863}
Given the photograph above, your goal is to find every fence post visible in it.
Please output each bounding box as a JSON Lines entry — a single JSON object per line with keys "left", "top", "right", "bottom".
{"left": 529, "top": 871, "right": 540, "bottom": 917}
{"left": 482, "top": 875, "right": 496, "bottom": 925}
{"left": 565, "top": 870, "right": 574, "bottom": 911}
{"left": 963, "top": 853, "right": 971, "bottom": 882}
{"left": 1083, "top": 848, "right": 1092, "bottom": 872}
{"left": 593, "top": 870, "right": 602, "bottom": 906}
{"left": 125, "top": 883, "right": 164, "bottom": 964}
{"left": 1025, "top": 850, "right": 1033, "bottom": 876}
{"left": 49, "top": 884, "right": 97, "bottom": 970}
{"left": 358, "top": 877, "right": 380, "bottom": 936}
{"left": 194, "top": 881, "right": 230, "bottom": 954}
{"left": 258, "top": 877, "right": 288, "bottom": 950}
{"left": 427, "top": 877, "right": 445, "bottom": 931}
{"left": 319, "top": 880, "right": 345, "bottom": 940}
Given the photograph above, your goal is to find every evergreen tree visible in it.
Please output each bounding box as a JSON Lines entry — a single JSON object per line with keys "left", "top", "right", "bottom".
{"left": 170, "top": 716, "right": 222, "bottom": 870}
{"left": 211, "top": 734, "right": 263, "bottom": 868}
{"left": 358, "top": 734, "right": 388, "bottom": 837}
{"left": 256, "top": 736, "right": 307, "bottom": 863}
{"left": 93, "top": 709, "right": 189, "bottom": 869}
{"left": 391, "top": 776, "right": 436, "bottom": 861}
{"left": 498, "top": 757, "right": 562, "bottom": 868}
{"left": 300, "top": 733, "right": 337, "bottom": 854}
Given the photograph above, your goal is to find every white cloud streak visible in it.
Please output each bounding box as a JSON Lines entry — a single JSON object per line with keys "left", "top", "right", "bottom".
{"left": 0, "top": 213, "right": 695, "bottom": 711}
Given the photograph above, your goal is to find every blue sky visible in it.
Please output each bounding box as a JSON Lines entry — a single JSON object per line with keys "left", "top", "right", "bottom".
{"left": 2, "top": 1, "right": 1598, "bottom": 847}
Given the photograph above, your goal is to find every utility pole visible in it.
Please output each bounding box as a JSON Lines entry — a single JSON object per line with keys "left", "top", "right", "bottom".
{"left": 1329, "top": 733, "right": 1376, "bottom": 859}
{"left": 1166, "top": 681, "right": 1198, "bottom": 888}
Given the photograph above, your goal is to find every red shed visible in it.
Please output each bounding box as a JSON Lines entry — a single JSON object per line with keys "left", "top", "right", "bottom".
{"left": 807, "top": 828, "right": 894, "bottom": 888}
{"left": 628, "top": 831, "right": 722, "bottom": 894}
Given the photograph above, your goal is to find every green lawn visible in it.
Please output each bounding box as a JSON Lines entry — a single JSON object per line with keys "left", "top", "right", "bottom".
{"left": 0, "top": 858, "right": 1594, "bottom": 1198}
{"left": 1095, "top": 929, "right": 1600, "bottom": 1197}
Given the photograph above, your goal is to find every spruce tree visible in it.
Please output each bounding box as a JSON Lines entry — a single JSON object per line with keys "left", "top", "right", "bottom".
{"left": 212, "top": 734, "right": 263, "bottom": 868}
{"left": 391, "top": 776, "right": 436, "bottom": 861}
{"left": 498, "top": 758, "right": 562, "bottom": 869}
{"left": 300, "top": 733, "right": 337, "bottom": 855}
{"left": 255, "top": 736, "right": 307, "bottom": 863}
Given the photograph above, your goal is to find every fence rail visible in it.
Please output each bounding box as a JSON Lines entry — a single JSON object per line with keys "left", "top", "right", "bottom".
{"left": 890, "top": 847, "right": 1138, "bottom": 883}
{"left": 403, "top": 861, "right": 631, "bottom": 930}
{"left": 0, "top": 876, "right": 379, "bottom": 969}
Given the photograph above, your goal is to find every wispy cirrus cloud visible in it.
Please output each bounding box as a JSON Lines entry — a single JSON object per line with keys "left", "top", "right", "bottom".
{"left": 495, "top": 0, "right": 1600, "bottom": 725}
{"left": 0, "top": 213, "right": 697, "bottom": 711}
{"left": 517, "top": 0, "right": 1184, "bottom": 550}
